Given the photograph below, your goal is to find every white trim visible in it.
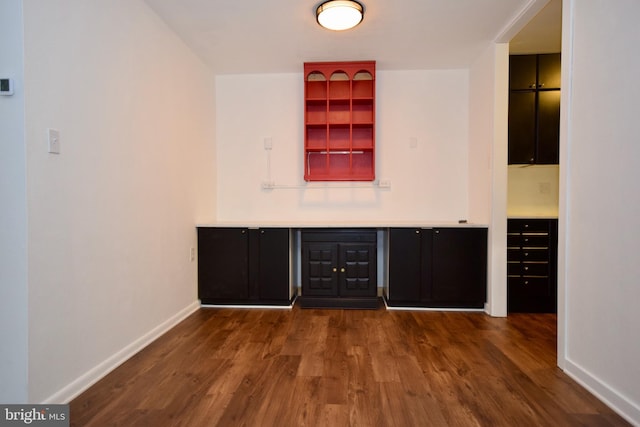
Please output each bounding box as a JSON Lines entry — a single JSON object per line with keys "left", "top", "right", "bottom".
{"left": 382, "top": 297, "right": 485, "bottom": 312}
{"left": 494, "top": 0, "right": 550, "bottom": 43}
{"left": 384, "top": 306, "right": 485, "bottom": 313}
{"left": 564, "top": 359, "right": 640, "bottom": 426}
{"left": 42, "top": 301, "right": 200, "bottom": 404}
{"left": 200, "top": 304, "right": 293, "bottom": 310}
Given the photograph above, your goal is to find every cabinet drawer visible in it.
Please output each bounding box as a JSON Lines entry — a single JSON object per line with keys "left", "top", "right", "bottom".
{"left": 508, "top": 248, "right": 549, "bottom": 262}
{"left": 507, "top": 233, "right": 549, "bottom": 248}
{"left": 507, "top": 262, "right": 549, "bottom": 277}
{"left": 508, "top": 219, "right": 551, "bottom": 233}
{"left": 302, "top": 229, "right": 377, "bottom": 243}
{"left": 508, "top": 277, "right": 553, "bottom": 298}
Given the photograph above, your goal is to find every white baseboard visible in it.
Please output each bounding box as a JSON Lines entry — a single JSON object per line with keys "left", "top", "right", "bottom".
{"left": 563, "top": 358, "right": 640, "bottom": 426}
{"left": 42, "top": 301, "right": 200, "bottom": 404}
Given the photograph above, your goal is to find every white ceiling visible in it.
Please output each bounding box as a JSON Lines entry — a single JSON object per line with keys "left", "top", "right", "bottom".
{"left": 144, "top": 0, "right": 559, "bottom": 75}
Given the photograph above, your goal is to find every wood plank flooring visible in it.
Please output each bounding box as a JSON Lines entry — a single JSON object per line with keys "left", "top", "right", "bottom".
{"left": 70, "top": 307, "right": 630, "bottom": 426}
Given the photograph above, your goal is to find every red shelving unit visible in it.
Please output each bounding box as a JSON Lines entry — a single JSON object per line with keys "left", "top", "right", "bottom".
{"left": 304, "top": 61, "right": 376, "bottom": 181}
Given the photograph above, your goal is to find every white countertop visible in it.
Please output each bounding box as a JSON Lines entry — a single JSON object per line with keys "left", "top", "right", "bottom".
{"left": 507, "top": 215, "right": 558, "bottom": 219}
{"left": 197, "top": 220, "right": 488, "bottom": 228}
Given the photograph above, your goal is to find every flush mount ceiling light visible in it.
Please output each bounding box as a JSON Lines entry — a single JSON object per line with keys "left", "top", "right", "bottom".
{"left": 316, "top": 0, "right": 364, "bottom": 31}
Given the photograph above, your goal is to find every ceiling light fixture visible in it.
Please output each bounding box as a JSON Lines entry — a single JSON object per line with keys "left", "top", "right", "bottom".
{"left": 316, "top": 0, "right": 364, "bottom": 31}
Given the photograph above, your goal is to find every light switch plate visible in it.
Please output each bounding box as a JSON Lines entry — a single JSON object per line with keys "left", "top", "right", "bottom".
{"left": 48, "top": 128, "right": 61, "bottom": 154}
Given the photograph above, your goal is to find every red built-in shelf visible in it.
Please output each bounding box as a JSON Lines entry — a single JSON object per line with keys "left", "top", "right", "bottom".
{"left": 304, "top": 61, "right": 375, "bottom": 182}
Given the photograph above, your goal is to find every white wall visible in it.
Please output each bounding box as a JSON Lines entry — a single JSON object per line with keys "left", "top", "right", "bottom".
{"left": 0, "top": 0, "right": 28, "bottom": 403}
{"left": 559, "top": 1, "right": 640, "bottom": 424}
{"left": 22, "top": 0, "right": 216, "bottom": 402}
{"left": 469, "top": 43, "right": 510, "bottom": 317}
{"left": 216, "top": 70, "right": 470, "bottom": 223}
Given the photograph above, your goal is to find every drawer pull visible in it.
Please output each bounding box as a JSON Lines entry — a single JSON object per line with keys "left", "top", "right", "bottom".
{"left": 332, "top": 267, "right": 337, "bottom": 272}
{"left": 341, "top": 267, "right": 346, "bottom": 273}
{"left": 524, "top": 280, "right": 529, "bottom": 285}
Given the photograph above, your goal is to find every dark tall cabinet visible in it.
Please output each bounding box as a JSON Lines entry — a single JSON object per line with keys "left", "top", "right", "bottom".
{"left": 509, "top": 53, "right": 561, "bottom": 164}
{"left": 300, "top": 229, "right": 378, "bottom": 309}
{"left": 197, "top": 227, "right": 292, "bottom": 305}
{"left": 386, "top": 227, "right": 487, "bottom": 309}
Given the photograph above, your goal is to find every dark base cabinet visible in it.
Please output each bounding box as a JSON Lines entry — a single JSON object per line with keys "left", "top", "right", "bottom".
{"left": 386, "top": 227, "right": 487, "bottom": 309}
{"left": 299, "top": 229, "right": 379, "bottom": 309}
{"left": 507, "top": 219, "right": 557, "bottom": 313}
{"left": 197, "top": 227, "right": 293, "bottom": 306}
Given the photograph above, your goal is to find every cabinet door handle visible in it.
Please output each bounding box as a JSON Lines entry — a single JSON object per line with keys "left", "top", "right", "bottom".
{"left": 435, "top": 230, "right": 440, "bottom": 234}
{"left": 538, "top": 83, "right": 545, "bottom": 88}
{"left": 241, "top": 230, "right": 246, "bottom": 234}
{"left": 332, "top": 267, "right": 337, "bottom": 272}
{"left": 415, "top": 230, "right": 420, "bottom": 234}
{"left": 340, "top": 267, "right": 345, "bottom": 273}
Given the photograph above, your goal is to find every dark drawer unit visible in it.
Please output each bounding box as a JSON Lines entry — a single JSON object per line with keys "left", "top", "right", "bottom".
{"left": 300, "top": 228, "right": 379, "bottom": 309}
{"left": 197, "top": 227, "right": 293, "bottom": 306}
{"left": 507, "top": 219, "right": 558, "bottom": 313}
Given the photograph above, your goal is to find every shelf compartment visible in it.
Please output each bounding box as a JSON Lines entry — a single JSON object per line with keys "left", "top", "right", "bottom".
{"left": 328, "top": 125, "right": 350, "bottom": 149}
{"left": 329, "top": 72, "right": 350, "bottom": 99}
{"left": 306, "top": 72, "right": 327, "bottom": 99}
{"left": 351, "top": 151, "right": 374, "bottom": 179}
{"left": 352, "top": 124, "right": 374, "bottom": 150}
{"left": 352, "top": 99, "right": 373, "bottom": 123}
{"left": 352, "top": 72, "right": 374, "bottom": 98}
{"left": 328, "top": 100, "right": 350, "bottom": 124}
{"left": 328, "top": 152, "right": 351, "bottom": 176}
{"left": 306, "top": 100, "right": 327, "bottom": 124}
{"left": 306, "top": 125, "right": 327, "bottom": 150}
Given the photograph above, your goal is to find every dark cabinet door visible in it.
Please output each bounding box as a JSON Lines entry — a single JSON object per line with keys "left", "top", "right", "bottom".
{"left": 300, "top": 229, "right": 378, "bottom": 307}
{"left": 509, "top": 55, "right": 537, "bottom": 90}
{"left": 198, "top": 228, "right": 249, "bottom": 301}
{"left": 257, "top": 228, "right": 290, "bottom": 301}
{"left": 339, "top": 243, "right": 377, "bottom": 298}
{"left": 509, "top": 53, "right": 561, "bottom": 165}
{"left": 508, "top": 91, "right": 537, "bottom": 164}
{"left": 537, "top": 53, "right": 561, "bottom": 89}
{"left": 430, "top": 228, "right": 487, "bottom": 308}
{"left": 388, "top": 228, "right": 422, "bottom": 302}
{"left": 536, "top": 90, "right": 561, "bottom": 164}
{"left": 302, "top": 242, "right": 338, "bottom": 297}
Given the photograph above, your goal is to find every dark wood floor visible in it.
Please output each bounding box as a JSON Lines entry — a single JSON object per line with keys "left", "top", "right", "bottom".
{"left": 70, "top": 306, "right": 629, "bottom": 426}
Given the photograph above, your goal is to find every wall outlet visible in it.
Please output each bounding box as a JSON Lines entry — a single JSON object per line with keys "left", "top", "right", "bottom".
{"left": 261, "top": 180, "right": 275, "bottom": 189}
{"left": 539, "top": 182, "right": 551, "bottom": 194}
{"left": 0, "top": 78, "right": 14, "bottom": 96}
{"left": 190, "top": 247, "right": 195, "bottom": 262}
{"left": 378, "top": 179, "right": 391, "bottom": 188}
{"left": 264, "top": 137, "right": 273, "bottom": 150}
